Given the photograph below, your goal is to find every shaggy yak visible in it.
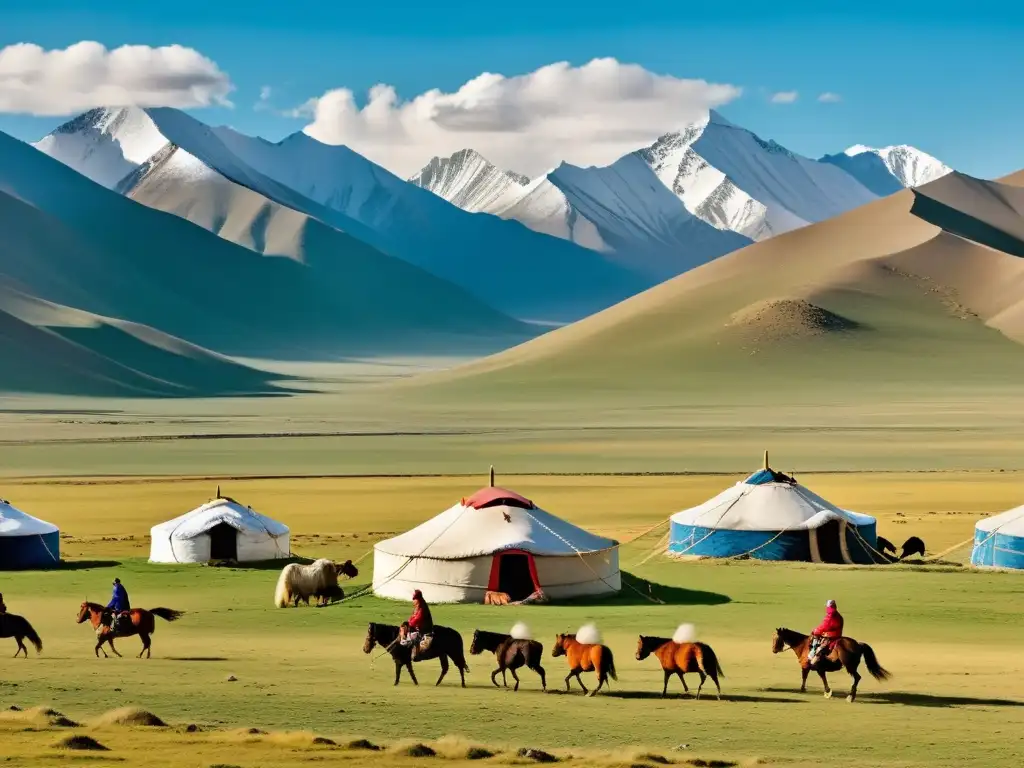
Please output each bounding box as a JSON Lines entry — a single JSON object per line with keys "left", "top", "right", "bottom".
{"left": 274, "top": 558, "right": 358, "bottom": 607}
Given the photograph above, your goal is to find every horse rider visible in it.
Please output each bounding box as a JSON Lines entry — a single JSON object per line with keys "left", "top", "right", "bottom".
{"left": 398, "top": 589, "right": 434, "bottom": 656}
{"left": 808, "top": 599, "right": 844, "bottom": 665}
{"left": 106, "top": 578, "right": 131, "bottom": 634}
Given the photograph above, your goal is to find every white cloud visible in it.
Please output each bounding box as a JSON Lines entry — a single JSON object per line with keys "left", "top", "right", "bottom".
{"left": 770, "top": 90, "right": 799, "bottom": 104}
{"left": 0, "top": 41, "right": 233, "bottom": 116}
{"left": 817, "top": 92, "right": 842, "bottom": 103}
{"left": 296, "top": 58, "right": 741, "bottom": 176}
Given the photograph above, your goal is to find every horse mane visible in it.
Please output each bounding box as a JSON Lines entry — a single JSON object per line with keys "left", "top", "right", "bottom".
{"left": 473, "top": 629, "right": 509, "bottom": 651}
{"left": 777, "top": 627, "right": 808, "bottom": 643}
{"left": 640, "top": 635, "right": 673, "bottom": 652}
{"left": 84, "top": 601, "right": 105, "bottom": 612}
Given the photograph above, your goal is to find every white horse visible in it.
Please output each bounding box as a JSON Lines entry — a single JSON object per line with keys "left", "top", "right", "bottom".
{"left": 273, "top": 558, "right": 357, "bottom": 607}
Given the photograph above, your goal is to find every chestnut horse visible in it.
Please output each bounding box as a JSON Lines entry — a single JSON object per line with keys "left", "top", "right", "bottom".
{"left": 469, "top": 629, "right": 546, "bottom": 691}
{"left": 362, "top": 622, "right": 469, "bottom": 687}
{"left": 76, "top": 601, "right": 184, "bottom": 659}
{"left": 772, "top": 627, "right": 891, "bottom": 702}
{"left": 551, "top": 633, "right": 616, "bottom": 696}
{"left": 635, "top": 635, "right": 724, "bottom": 699}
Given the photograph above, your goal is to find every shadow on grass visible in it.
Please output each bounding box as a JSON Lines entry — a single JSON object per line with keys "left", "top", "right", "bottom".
{"left": 556, "top": 572, "right": 730, "bottom": 607}
{"left": 48, "top": 560, "right": 123, "bottom": 571}
{"left": 601, "top": 690, "right": 802, "bottom": 704}
{"left": 859, "top": 691, "right": 1024, "bottom": 708}
{"left": 205, "top": 556, "right": 314, "bottom": 571}
{"left": 166, "top": 656, "right": 229, "bottom": 662}
{"left": 764, "top": 687, "right": 1023, "bottom": 708}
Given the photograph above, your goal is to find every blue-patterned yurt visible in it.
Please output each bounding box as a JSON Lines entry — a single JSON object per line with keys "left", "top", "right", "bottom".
{"left": 970, "top": 505, "right": 1024, "bottom": 570}
{"left": 668, "top": 456, "right": 880, "bottom": 564}
{"left": 0, "top": 498, "right": 60, "bottom": 569}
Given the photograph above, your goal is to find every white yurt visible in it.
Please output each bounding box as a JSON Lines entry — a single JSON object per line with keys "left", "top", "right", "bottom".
{"left": 668, "top": 454, "right": 880, "bottom": 564}
{"left": 372, "top": 481, "right": 620, "bottom": 603}
{"left": 970, "top": 505, "right": 1024, "bottom": 570}
{"left": 0, "top": 497, "right": 60, "bottom": 569}
{"left": 149, "top": 492, "right": 290, "bottom": 564}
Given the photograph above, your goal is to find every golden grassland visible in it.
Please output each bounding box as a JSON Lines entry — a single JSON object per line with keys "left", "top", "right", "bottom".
{"left": 1, "top": 474, "right": 1023, "bottom": 768}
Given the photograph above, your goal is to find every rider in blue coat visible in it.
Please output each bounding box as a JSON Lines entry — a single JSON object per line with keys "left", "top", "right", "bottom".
{"left": 106, "top": 578, "right": 131, "bottom": 633}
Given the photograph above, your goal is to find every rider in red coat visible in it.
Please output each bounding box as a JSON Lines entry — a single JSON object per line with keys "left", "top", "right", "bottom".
{"left": 809, "top": 599, "right": 843, "bottom": 663}
{"left": 399, "top": 589, "right": 434, "bottom": 654}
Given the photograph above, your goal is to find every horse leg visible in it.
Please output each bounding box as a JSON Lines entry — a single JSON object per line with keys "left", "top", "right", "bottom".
{"left": 589, "top": 669, "right": 607, "bottom": 697}
{"left": 407, "top": 661, "right": 419, "bottom": 686}
{"left": 708, "top": 669, "right": 722, "bottom": 700}
{"left": 394, "top": 660, "right": 403, "bottom": 686}
{"left": 491, "top": 666, "right": 502, "bottom": 688}
{"left": 800, "top": 666, "right": 810, "bottom": 693}
{"left": 695, "top": 671, "right": 707, "bottom": 701}
{"left": 534, "top": 663, "right": 546, "bottom": 691}
{"left": 816, "top": 668, "right": 832, "bottom": 698}
{"left": 676, "top": 670, "right": 690, "bottom": 695}
{"left": 14, "top": 637, "right": 26, "bottom": 658}
{"left": 662, "top": 669, "right": 672, "bottom": 697}
{"left": 138, "top": 633, "right": 151, "bottom": 659}
{"left": 846, "top": 656, "right": 862, "bottom": 703}
{"left": 575, "top": 670, "right": 589, "bottom": 695}
{"left": 511, "top": 667, "right": 522, "bottom": 692}
{"left": 435, "top": 655, "right": 449, "bottom": 686}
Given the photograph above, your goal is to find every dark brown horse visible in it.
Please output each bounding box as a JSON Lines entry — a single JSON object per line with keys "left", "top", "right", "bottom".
{"left": 552, "top": 633, "right": 616, "bottom": 696}
{"left": 76, "top": 601, "right": 184, "bottom": 658}
{"left": 362, "top": 622, "right": 469, "bottom": 687}
{"left": 772, "top": 627, "right": 891, "bottom": 702}
{"left": 0, "top": 613, "right": 43, "bottom": 657}
{"left": 469, "top": 629, "right": 546, "bottom": 691}
{"left": 636, "top": 635, "right": 723, "bottom": 699}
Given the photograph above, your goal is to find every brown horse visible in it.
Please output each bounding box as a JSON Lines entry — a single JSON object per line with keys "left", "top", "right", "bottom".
{"left": 772, "top": 627, "right": 891, "bottom": 702}
{"left": 362, "top": 622, "right": 469, "bottom": 687}
{"left": 0, "top": 613, "right": 43, "bottom": 657}
{"left": 551, "top": 633, "right": 616, "bottom": 696}
{"left": 469, "top": 629, "right": 546, "bottom": 691}
{"left": 76, "top": 601, "right": 184, "bottom": 659}
{"left": 635, "top": 635, "right": 724, "bottom": 699}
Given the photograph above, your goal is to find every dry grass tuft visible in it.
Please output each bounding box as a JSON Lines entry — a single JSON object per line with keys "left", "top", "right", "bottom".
{"left": 54, "top": 733, "right": 108, "bottom": 751}
{"left": 94, "top": 706, "right": 167, "bottom": 727}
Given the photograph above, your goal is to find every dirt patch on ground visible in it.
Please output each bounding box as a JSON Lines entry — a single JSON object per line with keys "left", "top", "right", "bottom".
{"left": 728, "top": 298, "right": 861, "bottom": 345}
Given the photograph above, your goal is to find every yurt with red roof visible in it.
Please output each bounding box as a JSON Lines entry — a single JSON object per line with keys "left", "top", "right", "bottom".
{"left": 372, "top": 477, "right": 620, "bottom": 604}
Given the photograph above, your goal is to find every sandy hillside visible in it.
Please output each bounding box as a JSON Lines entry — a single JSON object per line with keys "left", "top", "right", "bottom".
{"left": 407, "top": 170, "right": 1024, "bottom": 402}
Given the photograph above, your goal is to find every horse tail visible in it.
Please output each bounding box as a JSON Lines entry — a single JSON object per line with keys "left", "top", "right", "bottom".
{"left": 150, "top": 608, "right": 184, "bottom": 622}
{"left": 21, "top": 618, "right": 43, "bottom": 653}
{"left": 275, "top": 564, "right": 298, "bottom": 607}
{"left": 860, "top": 643, "right": 892, "bottom": 681}
{"left": 698, "top": 642, "right": 724, "bottom": 678}
{"left": 602, "top": 646, "right": 617, "bottom": 681}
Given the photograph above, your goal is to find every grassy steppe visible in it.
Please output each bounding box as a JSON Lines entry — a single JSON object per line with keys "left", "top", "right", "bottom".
{"left": 1, "top": 475, "right": 1021, "bottom": 768}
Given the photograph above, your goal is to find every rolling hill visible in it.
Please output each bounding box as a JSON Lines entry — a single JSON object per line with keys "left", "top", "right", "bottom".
{"left": 0, "top": 282, "right": 287, "bottom": 398}
{"left": 1, "top": 127, "right": 529, "bottom": 360}
{"left": 407, "top": 169, "right": 1024, "bottom": 406}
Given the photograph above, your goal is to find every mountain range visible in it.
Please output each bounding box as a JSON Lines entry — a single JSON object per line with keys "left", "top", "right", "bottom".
{"left": 412, "top": 168, "right": 1024, "bottom": 407}
{"left": 7, "top": 103, "right": 968, "bottom": 399}
{"left": 410, "top": 111, "right": 950, "bottom": 259}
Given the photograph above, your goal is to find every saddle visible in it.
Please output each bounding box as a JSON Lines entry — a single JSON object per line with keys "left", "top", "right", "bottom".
{"left": 809, "top": 635, "right": 839, "bottom": 664}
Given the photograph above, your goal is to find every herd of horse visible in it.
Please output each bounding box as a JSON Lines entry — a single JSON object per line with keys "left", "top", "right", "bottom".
{"left": 360, "top": 621, "right": 892, "bottom": 702}
{"left": 0, "top": 553, "right": 892, "bottom": 702}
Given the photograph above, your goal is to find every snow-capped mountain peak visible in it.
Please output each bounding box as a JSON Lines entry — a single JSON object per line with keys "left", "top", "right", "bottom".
{"left": 409, "top": 149, "right": 530, "bottom": 212}
{"left": 841, "top": 144, "right": 952, "bottom": 188}
{"left": 31, "top": 107, "right": 170, "bottom": 189}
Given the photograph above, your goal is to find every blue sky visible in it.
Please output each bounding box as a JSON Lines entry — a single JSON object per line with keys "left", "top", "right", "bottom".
{"left": 1, "top": 1, "right": 1021, "bottom": 177}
